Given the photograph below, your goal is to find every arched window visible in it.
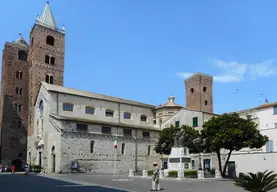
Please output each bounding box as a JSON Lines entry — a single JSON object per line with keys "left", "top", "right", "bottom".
{"left": 203, "top": 86, "right": 207, "bottom": 92}
{"left": 148, "top": 145, "right": 151, "bottom": 156}
{"left": 121, "top": 143, "right": 125, "bottom": 155}
{"left": 45, "top": 55, "right": 50, "bottom": 64}
{"left": 14, "top": 103, "right": 21, "bottom": 112}
{"left": 205, "top": 100, "right": 208, "bottom": 105}
{"left": 90, "top": 140, "right": 95, "bottom": 153}
{"left": 190, "top": 88, "right": 194, "bottom": 93}
{"left": 50, "top": 76, "right": 54, "bottom": 84}
{"left": 39, "top": 100, "right": 44, "bottom": 115}
{"left": 46, "top": 35, "right": 55, "bottom": 46}
{"left": 50, "top": 57, "right": 55, "bottom": 65}
{"left": 17, "top": 120, "right": 21, "bottom": 129}
{"left": 18, "top": 50, "right": 27, "bottom": 61}
{"left": 45, "top": 75, "right": 54, "bottom": 84}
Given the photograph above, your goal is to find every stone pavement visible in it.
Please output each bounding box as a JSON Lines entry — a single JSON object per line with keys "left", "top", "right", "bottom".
{"left": 46, "top": 173, "right": 246, "bottom": 192}
{"left": 0, "top": 173, "right": 127, "bottom": 192}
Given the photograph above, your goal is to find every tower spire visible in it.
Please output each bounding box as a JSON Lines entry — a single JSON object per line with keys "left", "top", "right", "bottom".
{"left": 36, "top": 1, "right": 57, "bottom": 30}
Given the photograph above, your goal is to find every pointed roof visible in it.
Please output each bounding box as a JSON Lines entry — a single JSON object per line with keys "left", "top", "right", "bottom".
{"left": 13, "top": 35, "right": 28, "bottom": 47}
{"left": 36, "top": 2, "right": 57, "bottom": 30}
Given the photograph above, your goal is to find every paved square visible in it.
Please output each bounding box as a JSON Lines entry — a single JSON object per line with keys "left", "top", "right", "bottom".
{"left": 52, "top": 173, "right": 246, "bottom": 192}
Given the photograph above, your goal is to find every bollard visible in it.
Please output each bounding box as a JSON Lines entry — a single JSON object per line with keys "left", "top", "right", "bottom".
{"left": 142, "top": 170, "right": 148, "bottom": 177}
{"left": 159, "top": 170, "right": 164, "bottom": 178}
{"left": 215, "top": 170, "right": 222, "bottom": 179}
{"left": 198, "top": 170, "right": 204, "bottom": 179}
{"left": 129, "top": 169, "right": 134, "bottom": 177}
{"left": 177, "top": 170, "right": 184, "bottom": 180}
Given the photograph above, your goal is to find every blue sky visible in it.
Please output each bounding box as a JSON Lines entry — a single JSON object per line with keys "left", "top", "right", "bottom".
{"left": 1, "top": 0, "right": 277, "bottom": 114}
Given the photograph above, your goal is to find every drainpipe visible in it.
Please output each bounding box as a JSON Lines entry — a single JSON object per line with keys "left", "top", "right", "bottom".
{"left": 135, "top": 129, "right": 138, "bottom": 173}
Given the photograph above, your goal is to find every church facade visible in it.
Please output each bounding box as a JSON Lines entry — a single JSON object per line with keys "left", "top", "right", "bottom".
{"left": 1, "top": 2, "right": 217, "bottom": 173}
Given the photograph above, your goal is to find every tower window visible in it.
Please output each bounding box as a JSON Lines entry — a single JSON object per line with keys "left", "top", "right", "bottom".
{"left": 203, "top": 86, "right": 207, "bottom": 92}
{"left": 46, "top": 35, "right": 55, "bottom": 46}
{"left": 45, "top": 55, "right": 50, "bottom": 64}
{"left": 14, "top": 103, "right": 21, "bottom": 112}
{"left": 63, "top": 103, "right": 74, "bottom": 112}
{"left": 148, "top": 145, "right": 151, "bottom": 156}
{"left": 16, "top": 87, "right": 22, "bottom": 95}
{"left": 190, "top": 88, "right": 194, "bottom": 93}
{"left": 45, "top": 75, "right": 54, "bottom": 84}
{"left": 16, "top": 71, "right": 23, "bottom": 79}
{"left": 205, "top": 100, "right": 208, "bottom": 105}
{"left": 18, "top": 50, "right": 27, "bottom": 61}
{"left": 50, "top": 57, "right": 55, "bottom": 65}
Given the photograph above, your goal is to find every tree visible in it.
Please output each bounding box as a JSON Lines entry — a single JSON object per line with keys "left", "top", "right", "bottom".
{"left": 201, "top": 113, "right": 268, "bottom": 177}
{"left": 180, "top": 125, "right": 205, "bottom": 170}
{"left": 154, "top": 125, "right": 180, "bottom": 155}
{"left": 234, "top": 170, "right": 277, "bottom": 192}
{"left": 180, "top": 125, "right": 203, "bottom": 154}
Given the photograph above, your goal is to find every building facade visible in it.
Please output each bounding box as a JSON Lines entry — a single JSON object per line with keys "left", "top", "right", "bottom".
{"left": 0, "top": 2, "right": 65, "bottom": 168}
{"left": 28, "top": 82, "right": 161, "bottom": 173}
{"left": 229, "top": 102, "right": 277, "bottom": 175}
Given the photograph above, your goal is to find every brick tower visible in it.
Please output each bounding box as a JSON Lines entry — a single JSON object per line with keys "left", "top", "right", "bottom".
{"left": 28, "top": 2, "right": 65, "bottom": 136}
{"left": 185, "top": 73, "right": 213, "bottom": 113}
{"left": 0, "top": 36, "right": 29, "bottom": 166}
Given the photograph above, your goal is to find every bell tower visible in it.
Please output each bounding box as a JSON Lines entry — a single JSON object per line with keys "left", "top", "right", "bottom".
{"left": 185, "top": 73, "right": 213, "bottom": 113}
{"left": 28, "top": 2, "right": 65, "bottom": 135}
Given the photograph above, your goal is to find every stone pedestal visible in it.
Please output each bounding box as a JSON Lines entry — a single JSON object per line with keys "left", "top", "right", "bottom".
{"left": 159, "top": 170, "right": 164, "bottom": 178}
{"left": 198, "top": 170, "right": 204, "bottom": 179}
{"left": 163, "top": 169, "right": 168, "bottom": 177}
{"left": 142, "top": 170, "right": 148, "bottom": 177}
{"left": 177, "top": 170, "right": 184, "bottom": 180}
{"left": 129, "top": 169, "right": 134, "bottom": 177}
{"left": 168, "top": 147, "right": 191, "bottom": 171}
{"left": 215, "top": 170, "right": 222, "bottom": 179}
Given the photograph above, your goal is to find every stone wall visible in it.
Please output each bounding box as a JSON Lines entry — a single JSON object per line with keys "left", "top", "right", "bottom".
{"left": 60, "top": 129, "right": 160, "bottom": 173}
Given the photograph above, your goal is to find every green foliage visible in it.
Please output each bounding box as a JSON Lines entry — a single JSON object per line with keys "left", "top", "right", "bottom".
{"left": 201, "top": 113, "right": 268, "bottom": 177}
{"left": 148, "top": 169, "right": 154, "bottom": 176}
{"left": 167, "top": 170, "right": 198, "bottom": 178}
{"left": 184, "top": 170, "right": 198, "bottom": 178}
{"left": 234, "top": 170, "right": 277, "bottom": 192}
{"left": 154, "top": 125, "right": 180, "bottom": 155}
{"left": 168, "top": 170, "right": 178, "bottom": 177}
{"left": 30, "top": 165, "right": 42, "bottom": 173}
{"left": 180, "top": 125, "right": 203, "bottom": 154}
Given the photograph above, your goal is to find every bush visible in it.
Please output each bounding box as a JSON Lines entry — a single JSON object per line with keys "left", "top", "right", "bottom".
{"left": 30, "top": 165, "right": 42, "bottom": 173}
{"left": 148, "top": 170, "right": 154, "bottom": 176}
{"left": 184, "top": 170, "right": 198, "bottom": 178}
{"left": 168, "top": 170, "right": 178, "bottom": 177}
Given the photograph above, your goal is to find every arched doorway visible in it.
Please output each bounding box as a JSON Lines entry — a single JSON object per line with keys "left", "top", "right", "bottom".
{"left": 12, "top": 159, "right": 22, "bottom": 171}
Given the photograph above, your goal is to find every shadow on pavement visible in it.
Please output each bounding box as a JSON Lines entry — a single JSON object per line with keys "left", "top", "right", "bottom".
{"left": 0, "top": 174, "right": 127, "bottom": 192}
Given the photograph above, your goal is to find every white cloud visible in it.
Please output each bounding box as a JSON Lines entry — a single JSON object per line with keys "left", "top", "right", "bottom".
{"left": 176, "top": 59, "right": 277, "bottom": 83}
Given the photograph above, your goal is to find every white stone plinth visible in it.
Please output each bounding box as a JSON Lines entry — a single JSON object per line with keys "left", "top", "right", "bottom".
{"left": 177, "top": 170, "right": 184, "bottom": 180}
{"left": 159, "top": 170, "right": 164, "bottom": 178}
{"left": 129, "top": 169, "right": 134, "bottom": 177}
{"left": 198, "top": 170, "right": 204, "bottom": 179}
{"left": 215, "top": 170, "right": 222, "bottom": 179}
{"left": 142, "top": 170, "right": 148, "bottom": 177}
{"left": 163, "top": 169, "right": 168, "bottom": 177}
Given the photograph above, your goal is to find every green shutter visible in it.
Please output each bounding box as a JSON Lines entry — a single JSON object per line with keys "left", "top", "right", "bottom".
{"left": 175, "top": 121, "right": 180, "bottom": 127}
{"left": 192, "top": 117, "right": 198, "bottom": 127}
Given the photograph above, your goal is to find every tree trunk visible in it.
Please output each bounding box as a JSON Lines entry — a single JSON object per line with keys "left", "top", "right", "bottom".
{"left": 216, "top": 150, "right": 223, "bottom": 177}
{"left": 222, "top": 150, "right": 233, "bottom": 177}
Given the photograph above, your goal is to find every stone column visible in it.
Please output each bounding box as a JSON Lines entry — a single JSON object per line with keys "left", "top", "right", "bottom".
{"left": 198, "top": 170, "right": 204, "bottom": 179}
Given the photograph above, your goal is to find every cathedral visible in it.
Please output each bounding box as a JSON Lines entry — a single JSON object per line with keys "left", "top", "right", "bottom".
{"left": 0, "top": 2, "right": 215, "bottom": 173}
